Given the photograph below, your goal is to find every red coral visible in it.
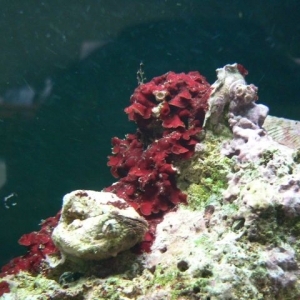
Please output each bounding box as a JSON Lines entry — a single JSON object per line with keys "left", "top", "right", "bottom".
{"left": 125, "top": 71, "right": 210, "bottom": 133}
{"left": 0, "top": 281, "right": 10, "bottom": 297}
{"left": 106, "top": 131, "right": 191, "bottom": 216}
{"left": 237, "top": 64, "right": 248, "bottom": 77}
{"left": 0, "top": 212, "right": 61, "bottom": 277}
{"left": 106, "top": 71, "right": 211, "bottom": 252}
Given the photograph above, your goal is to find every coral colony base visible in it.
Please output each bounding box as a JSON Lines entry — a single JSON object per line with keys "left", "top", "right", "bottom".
{"left": 1, "top": 64, "right": 300, "bottom": 300}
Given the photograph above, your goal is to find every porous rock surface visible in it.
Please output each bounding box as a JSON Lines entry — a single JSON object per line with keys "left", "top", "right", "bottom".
{"left": 51, "top": 190, "right": 148, "bottom": 261}
{"left": 137, "top": 65, "right": 300, "bottom": 299}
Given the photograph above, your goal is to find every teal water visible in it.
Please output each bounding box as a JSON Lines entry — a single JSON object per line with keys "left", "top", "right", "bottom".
{"left": 0, "top": 0, "right": 300, "bottom": 267}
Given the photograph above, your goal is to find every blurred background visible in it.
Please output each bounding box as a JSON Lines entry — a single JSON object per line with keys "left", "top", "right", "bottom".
{"left": 0, "top": 0, "right": 299, "bottom": 266}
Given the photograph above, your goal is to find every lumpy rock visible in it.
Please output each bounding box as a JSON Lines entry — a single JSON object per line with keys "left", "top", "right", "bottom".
{"left": 52, "top": 190, "right": 148, "bottom": 260}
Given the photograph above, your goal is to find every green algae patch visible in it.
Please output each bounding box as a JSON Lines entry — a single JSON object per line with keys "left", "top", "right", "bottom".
{"left": 177, "top": 132, "right": 233, "bottom": 211}
{"left": 152, "top": 265, "right": 179, "bottom": 287}
{"left": 144, "top": 265, "right": 212, "bottom": 300}
{"left": 2, "top": 272, "right": 61, "bottom": 299}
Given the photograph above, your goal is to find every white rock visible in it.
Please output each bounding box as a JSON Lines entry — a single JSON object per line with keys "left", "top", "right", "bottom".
{"left": 52, "top": 190, "right": 148, "bottom": 260}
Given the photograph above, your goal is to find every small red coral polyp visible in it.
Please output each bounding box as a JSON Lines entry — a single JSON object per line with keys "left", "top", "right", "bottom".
{"left": 105, "top": 71, "right": 211, "bottom": 251}
{"left": 0, "top": 212, "right": 61, "bottom": 277}
{"left": 0, "top": 281, "right": 10, "bottom": 297}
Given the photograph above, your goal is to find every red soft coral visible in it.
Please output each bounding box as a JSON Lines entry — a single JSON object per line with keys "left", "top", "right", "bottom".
{"left": 0, "top": 212, "right": 61, "bottom": 277}
{"left": 125, "top": 71, "right": 210, "bottom": 133}
{"left": 106, "top": 71, "right": 211, "bottom": 252}
{"left": 0, "top": 281, "right": 10, "bottom": 297}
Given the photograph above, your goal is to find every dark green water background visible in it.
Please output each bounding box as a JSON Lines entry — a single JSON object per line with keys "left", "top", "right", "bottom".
{"left": 0, "top": 0, "right": 299, "bottom": 266}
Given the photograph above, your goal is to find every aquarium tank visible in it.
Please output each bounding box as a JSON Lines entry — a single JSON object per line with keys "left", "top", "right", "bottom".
{"left": 0, "top": 1, "right": 300, "bottom": 299}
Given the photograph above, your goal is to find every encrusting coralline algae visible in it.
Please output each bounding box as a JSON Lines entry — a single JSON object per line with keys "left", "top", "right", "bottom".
{"left": 1, "top": 64, "right": 300, "bottom": 300}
